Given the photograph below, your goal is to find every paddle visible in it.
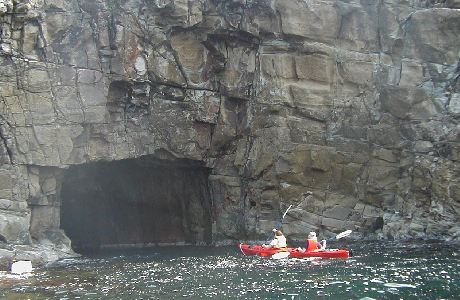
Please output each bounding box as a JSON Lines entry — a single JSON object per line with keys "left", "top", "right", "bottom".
{"left": 263, "top": 204, "right": 293, "bottom": 244}
{"left": 257, "top": 204, "right": 293, "bottom": 255}
{"left": 319, "top": 230, "right": 352, "bottom": 247}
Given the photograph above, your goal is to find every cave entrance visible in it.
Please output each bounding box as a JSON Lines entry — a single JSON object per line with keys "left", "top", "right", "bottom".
{"left": 60, "top": 156, "right": 212, "bottom": 253}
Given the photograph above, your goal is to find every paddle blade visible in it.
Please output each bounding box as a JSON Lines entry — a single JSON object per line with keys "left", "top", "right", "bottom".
{"left": 335, "top": 230, "right": 352, "bottom": 240}
{"left": 271, "top": 252, "right": 290, "bottom": 259}
{"left": 282, "top": 205, "right": 293, "bottom": 218}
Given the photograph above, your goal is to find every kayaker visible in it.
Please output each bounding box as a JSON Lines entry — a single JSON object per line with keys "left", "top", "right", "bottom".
{"left": 262, "top": 229, "right": 287, "bottom": 249}
{"left": 298, "top": 232, "right": 326, "bottom": 252}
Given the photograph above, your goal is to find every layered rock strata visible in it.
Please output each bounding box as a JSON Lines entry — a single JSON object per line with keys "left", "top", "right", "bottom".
{"left": 0, "top": 0, "right": 459, "bottom": 266}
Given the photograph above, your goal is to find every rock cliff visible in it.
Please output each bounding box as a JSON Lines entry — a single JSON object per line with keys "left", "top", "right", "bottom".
{"left": 0, "top": 0, "right": 459, "bottom": 266}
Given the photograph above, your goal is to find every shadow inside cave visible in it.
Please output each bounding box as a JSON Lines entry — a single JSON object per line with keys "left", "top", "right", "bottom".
{"left": 59, "top": 156, "right": 212, "bottom": 253}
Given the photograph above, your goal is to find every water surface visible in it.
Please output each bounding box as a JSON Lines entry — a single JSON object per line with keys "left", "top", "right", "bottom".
{"left": 0, "top": 241, "right": 458, "bottom": 299}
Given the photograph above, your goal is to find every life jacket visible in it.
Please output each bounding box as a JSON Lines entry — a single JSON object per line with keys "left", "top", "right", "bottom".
{"left": 271, "top": 235, "right": 287, "bottom": 248}
{"left": 303, "top": 239, "right": 318, "bottom": 251}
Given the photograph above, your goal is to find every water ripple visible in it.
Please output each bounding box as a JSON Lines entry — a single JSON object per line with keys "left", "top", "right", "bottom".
{"left": 0, "top": 242, "right": 459, "bottom": 299}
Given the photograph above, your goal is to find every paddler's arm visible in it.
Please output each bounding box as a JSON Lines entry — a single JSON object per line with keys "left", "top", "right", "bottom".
{"left": 320, "top": 240, "right": 327, "bottom": 250}
{"left": 302, "top": 240, "right": 309, "bottom": 249}
{"left": 297, "top": 240, "right": 309, "bottom": 253}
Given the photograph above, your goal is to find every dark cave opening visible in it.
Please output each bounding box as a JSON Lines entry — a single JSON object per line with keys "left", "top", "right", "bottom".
{"left": 60, "top": 156, "right": 212, "bottom": 253}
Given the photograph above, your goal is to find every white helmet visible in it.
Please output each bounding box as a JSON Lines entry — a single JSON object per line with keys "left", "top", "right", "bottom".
{"left": 308, "top": 232, "right": 317, "bottom": 240}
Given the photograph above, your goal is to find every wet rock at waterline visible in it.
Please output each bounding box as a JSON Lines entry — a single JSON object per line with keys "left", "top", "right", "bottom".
{"left": 0, "top": 0, "right": 459, "bottom": 267}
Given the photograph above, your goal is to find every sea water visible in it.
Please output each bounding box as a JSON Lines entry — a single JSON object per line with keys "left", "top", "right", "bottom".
{"left": 0, "top": 241, "right": 458, "bottom": 299}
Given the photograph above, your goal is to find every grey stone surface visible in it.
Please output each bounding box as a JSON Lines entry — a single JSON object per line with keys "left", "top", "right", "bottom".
{"left": 0, "top": 0, "right": 459, "bottom": 266}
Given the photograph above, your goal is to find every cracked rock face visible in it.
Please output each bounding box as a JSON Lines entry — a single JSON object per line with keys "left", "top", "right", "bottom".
{"left": 0, "top": 0, "right": 459, "bottom": 265}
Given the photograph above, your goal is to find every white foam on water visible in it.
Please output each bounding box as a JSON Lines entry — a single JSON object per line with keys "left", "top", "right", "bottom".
{"left": 384, "top": 283, "right": 417, "bottom": 288}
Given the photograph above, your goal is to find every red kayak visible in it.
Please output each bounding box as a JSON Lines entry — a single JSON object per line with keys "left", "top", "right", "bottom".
{"left": 289, "top": 247, "right": 351, "bottom": 258}
{"left": 238, "top": 244, "right": 351, "bottom": 258}
{"left": 238, "top": 244, "right": 290, "bottom": 257}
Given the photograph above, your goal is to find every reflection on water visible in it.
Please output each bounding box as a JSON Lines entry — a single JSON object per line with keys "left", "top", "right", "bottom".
{"left": 0, "top": 241, "right": 459, "bottom": 299}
